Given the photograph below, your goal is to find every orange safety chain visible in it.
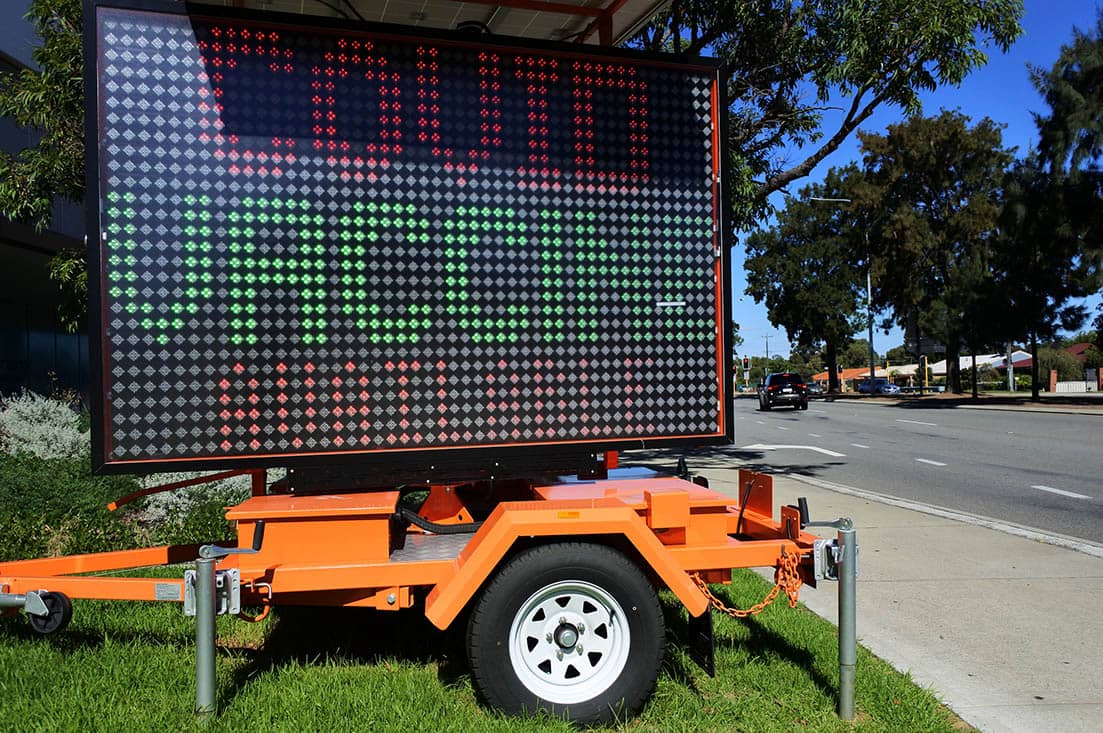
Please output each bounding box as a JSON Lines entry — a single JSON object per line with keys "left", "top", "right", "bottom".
{"left": 691, "top": 549, "right": 803, "bottom": 618}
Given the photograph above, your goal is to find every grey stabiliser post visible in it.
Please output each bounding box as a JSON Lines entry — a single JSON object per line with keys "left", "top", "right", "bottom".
{"left": 195, "top": 556, "right": 217, "bottom": 718}
{"left": 838, "top": 522, "right": 857, "bottom": 719}
{"left": 802, "top": 506, "right": 858, "bottom": 720}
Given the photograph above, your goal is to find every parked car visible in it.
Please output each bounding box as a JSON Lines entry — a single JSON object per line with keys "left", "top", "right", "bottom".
{"left": 857, "top": 377, "right": 900, "bottom": 395}
{"left": 807, "top": 382, "right": 824, "bottom": 396}
{"left": 758, "top": 372, "right": 809, "bottom": 411}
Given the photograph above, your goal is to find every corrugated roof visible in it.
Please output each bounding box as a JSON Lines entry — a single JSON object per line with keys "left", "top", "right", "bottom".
{"left": 201, "top": 0, "right": 670, "bottom": 45}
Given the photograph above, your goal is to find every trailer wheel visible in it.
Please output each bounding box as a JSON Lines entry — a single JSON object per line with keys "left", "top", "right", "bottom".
{"left": 27, "top": 591, "right": 72, "bottom": 635}
{"left": 466, "top": 542, "right": 663, "bottom": 725}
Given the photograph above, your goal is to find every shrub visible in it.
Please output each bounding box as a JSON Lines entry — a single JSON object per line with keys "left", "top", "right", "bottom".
{"left": 0, "top": 391, "right": 87, "bottom": 460}
{"left": 0, "top": 452, "right": 143, "bottom": 561}
{"left": 0, "top": 392, "right": 280, "bottom": 560}
{"left": 136, "top": 470, "right": 253, "bottom": 545}
{"left": 1037, "top": 348, "right": 1084, "bottom": 381}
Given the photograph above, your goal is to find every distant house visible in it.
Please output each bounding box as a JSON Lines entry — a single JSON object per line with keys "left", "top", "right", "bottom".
{"left": 930, "top": 351, "right": 1031, "bottom": 375}
{"left": 1065, "top": 343, "right": 1098, "bottom": 364}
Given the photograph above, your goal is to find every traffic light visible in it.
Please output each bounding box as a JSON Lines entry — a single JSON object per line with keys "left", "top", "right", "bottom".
{"left": 742, "top": 356, "right": 750, "bottom": 370}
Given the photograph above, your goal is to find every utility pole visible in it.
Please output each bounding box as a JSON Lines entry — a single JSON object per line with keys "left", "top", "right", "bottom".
{"left": 764, "top": 334, "right": 769, "bottom": 378}
{"left": 866, "top": 263, "right": 875, "bottom": 382}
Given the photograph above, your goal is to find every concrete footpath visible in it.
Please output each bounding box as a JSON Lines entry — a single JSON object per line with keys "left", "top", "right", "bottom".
{"left": 703, "top": 465, "right": 1103, "bottom": 733}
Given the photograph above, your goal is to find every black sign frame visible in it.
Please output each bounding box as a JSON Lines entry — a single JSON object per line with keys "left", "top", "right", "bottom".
{"left": 85, "top": 0, "right": 734, "bottom": 474}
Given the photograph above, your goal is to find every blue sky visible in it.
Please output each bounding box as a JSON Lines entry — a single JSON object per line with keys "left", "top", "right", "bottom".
{"left": 731, "top": 0, "right": 1102, "bottom": 359}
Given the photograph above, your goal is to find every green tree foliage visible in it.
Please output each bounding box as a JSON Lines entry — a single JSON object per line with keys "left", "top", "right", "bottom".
{"left": 839, "top": 339, "right": 877, "bottom": 369}
{"left": 0, "top": 0, "right": 84, "bottom": 331}
{"left": 788, "top": 343, "right": 825, "bottom": 378}
{"left": 885, "top": 344, "right": 911, "bottom": 364}
{"left": 730, "top": 320, "right": 745, "bottom": 353}
{"left": 1083, "top": 345, "right": 1103, "bottom": 370}
{"left": 1032, "top": 10, "right": 1103, "bottom": 175}
{"left": 855, "top": 111, "right": 1014, "bottom": 393}
{"left": 744, "top": 166, "right": 866, "bottom": 392}
{"left": 631, "top": 0, "right": 1023, "bottom": 226}
{"left": 991, "top": 158, "right": 1101, "bottom": 398}
{"left": 0, "top": 0, "right": 82, "bottom": 230}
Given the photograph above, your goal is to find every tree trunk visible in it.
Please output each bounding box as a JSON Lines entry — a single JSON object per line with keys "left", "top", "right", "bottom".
{"left": 970, "top": 351, "right": 978, "bottom": 399}
{"left": 1030, "top": 331, "right": 1040, "bottom": 401}
{"left": 946, "top": 332, "right": 962, "bottom": 394}
{"left": 826, "top": 341, "right": 839, "bottom": 393}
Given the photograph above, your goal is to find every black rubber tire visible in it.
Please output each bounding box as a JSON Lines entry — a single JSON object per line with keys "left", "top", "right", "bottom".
{"left": 27, "top": 591, "right": 73, "bottom": 635}
{"left": 466, "top": 542, "right": 664, "bottom": 725}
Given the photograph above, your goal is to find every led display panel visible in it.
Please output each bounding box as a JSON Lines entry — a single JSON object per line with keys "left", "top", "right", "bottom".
{"left": 88, "top": 2, "right": 731, "bottom": 472}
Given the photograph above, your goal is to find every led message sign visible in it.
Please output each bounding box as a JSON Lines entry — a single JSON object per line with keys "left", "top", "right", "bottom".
{"left": 89, "top": 3, "right": 730, "bottom": 471}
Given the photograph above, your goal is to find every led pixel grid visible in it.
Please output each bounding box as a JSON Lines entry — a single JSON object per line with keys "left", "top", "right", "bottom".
{"left": 91, "top": 5, "right": 728, "bottom": 469}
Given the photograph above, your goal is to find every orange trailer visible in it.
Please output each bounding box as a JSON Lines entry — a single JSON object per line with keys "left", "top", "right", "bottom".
{"left": 0, "top": 463, "right": 825, "bottom": 724}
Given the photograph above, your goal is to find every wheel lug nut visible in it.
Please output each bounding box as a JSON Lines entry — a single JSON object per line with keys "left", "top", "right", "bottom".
{"left": 546, "top": 632, "right": 553, "bottom": 643}
{"left": 577, "top": 623, "right": 585, "bottom": 633}
{"left": 576, "top": 644, "right": 584, "bottom": 653}
{"left": 556, "top": 650, "right": 563, "bottom": 660}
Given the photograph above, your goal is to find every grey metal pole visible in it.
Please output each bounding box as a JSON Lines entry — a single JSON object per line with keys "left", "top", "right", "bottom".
{"left": 195, "top": 556, "right": 217, "bottom": 718}
{"left": 867, "top": 269, "right": 875, "bottom": 383}
{"left": 838, "top": 524, "right": 857, "bottom": 720}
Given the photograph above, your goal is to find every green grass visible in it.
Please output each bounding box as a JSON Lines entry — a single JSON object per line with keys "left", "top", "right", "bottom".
{"left": 0, "top": 569, "right": 964, "bottom": 733}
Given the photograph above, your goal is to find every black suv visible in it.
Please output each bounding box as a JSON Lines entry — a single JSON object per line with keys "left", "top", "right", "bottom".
{"left": 758, "top": 373, "right": 809, "bottom": 411}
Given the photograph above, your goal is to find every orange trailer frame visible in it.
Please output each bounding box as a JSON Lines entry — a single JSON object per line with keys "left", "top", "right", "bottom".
{"left": 0, "top": 467, "right": 817, "bottom": 616}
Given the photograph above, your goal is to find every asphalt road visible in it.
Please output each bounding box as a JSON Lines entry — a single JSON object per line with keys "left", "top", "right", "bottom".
{"left": 725, "top": 397, "right": 1103, "bottom": 544}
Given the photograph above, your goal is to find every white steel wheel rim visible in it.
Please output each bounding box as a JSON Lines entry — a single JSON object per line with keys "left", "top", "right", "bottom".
{"left": 508, "top": 579, "right": 631, "bottom": 705}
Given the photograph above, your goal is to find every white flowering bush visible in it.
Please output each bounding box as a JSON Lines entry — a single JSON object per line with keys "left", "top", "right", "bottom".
{"left": 0, "top": 391, "right": 87, "bottom": 459}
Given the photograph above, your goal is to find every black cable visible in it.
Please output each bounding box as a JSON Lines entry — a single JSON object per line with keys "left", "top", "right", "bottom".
{"left": 395, "top": 506, "right": 483, "bottom": 535}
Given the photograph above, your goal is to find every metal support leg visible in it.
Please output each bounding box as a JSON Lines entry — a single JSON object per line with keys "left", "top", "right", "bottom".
{"left": 837, "top": 526, "right": 857, "bottom": 720}
{"left": 195, "top": 557, "right": 217, "bottom": 718}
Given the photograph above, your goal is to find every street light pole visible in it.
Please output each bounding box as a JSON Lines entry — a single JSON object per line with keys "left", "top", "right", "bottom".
{"left": 866, "top": 241, "right": 875, "bottom": 383}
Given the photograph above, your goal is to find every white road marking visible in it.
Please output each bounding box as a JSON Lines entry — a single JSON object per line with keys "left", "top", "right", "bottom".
{"left": 776, "top": 426, "right": 789, "bottom": 431}
{"left": 850, "top": 443, "right": 870, "bottom": 449}
{"left": 1032, "top": 485, "right": 1092, "bottom": 500}
{"left": 811, "top": 409, "right": 826, "bottom": 413}
{"left": 740, "top": 443, "right": 847, "bottom": 457}
{"left": 755, "top": 420, "right": 765, "bottom": 425}
{"left": 808, "top": 433, "right": 822, "bottom": 438}
{"left": 897, "top": 418, "right": 938, "bottom": 427}
{"left": 780, "top": 474, "right": 1103, "bottom": 559}
{"left": 915, "top": 458, "right": 947, "bottom": 466}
